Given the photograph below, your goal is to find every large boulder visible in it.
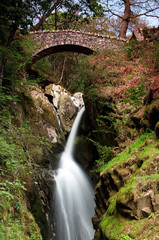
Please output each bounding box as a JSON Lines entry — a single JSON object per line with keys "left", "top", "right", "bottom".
{"left": 58, "top": 94, "right": 77, "bottom": 133}
{"left": 45, "top": 84, "right": 84, "bottom": 134}
{"left": 131, "top": 26, "right": 144, "bottom": 41}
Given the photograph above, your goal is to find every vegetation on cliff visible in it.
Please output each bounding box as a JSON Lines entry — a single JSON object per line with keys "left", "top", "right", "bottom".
{"left": 0, "top": 89, "right": 48, "bottom": 239}
{"left": 75, "top": 36, "right": 159, "bottom": 240}
{"left": 0, "top": 35, "right": 56, "bottom": 239}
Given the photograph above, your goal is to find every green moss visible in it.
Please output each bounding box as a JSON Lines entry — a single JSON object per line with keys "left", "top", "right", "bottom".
{"left": 139, "top": 142, "right": 159, "bottom": 162}
{"left": 100, "top": 214, "right": 125, "bottom": 239}
{"left": 97, "top": 132, "right": 159, "bottom": 240}
{"left": 0, "top": 201, "right": 42, "bottom": 240}
{"left": 100, "top": 210, "right": 157, "bottom": 240}
{"left": 140, "top": 174, "right": 159, "bottom": 181}
{"left": 119, "top": 234, "right": 133, "bottom": 240}
{"left": 127, "top": 218, "right": 147, "bottom": 238}
{"left": 104, "top": 132, "right": 154, "bottom": 172}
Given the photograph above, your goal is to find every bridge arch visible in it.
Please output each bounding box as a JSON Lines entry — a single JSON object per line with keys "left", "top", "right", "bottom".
{"left": 31, "top": 44, "right": 93, "bottom": 64}
{"left": 30, "top": 30, "right": 126, "bottom": 65}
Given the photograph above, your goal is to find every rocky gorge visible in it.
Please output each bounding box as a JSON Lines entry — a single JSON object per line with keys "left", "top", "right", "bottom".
{"left": 26, "top": 74, "right": 159, "bottom": 240}
{"left": 0, "top": 27, "right": 159, "bottom": 240}
{"left": 21, "top": 83, "right": 84, "bottom": 239}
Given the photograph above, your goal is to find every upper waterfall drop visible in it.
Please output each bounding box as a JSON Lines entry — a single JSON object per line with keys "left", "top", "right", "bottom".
{"left": 64, "top": 106, "right": 85, "bottom": 156}
{"left": 55, "top": 106, "right": 95, "bottom": 240}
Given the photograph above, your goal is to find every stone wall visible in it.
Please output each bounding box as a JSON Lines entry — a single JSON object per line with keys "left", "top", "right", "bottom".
{"left": 30, "top": 30, "right": 127, "bottom": 63}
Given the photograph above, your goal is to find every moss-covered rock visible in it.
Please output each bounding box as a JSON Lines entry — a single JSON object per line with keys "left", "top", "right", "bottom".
{"left": 93, "top": 132, "right": 159, "bottom": 240}
{"left": 24, "top": 85, "right": 64, "bottom": 145}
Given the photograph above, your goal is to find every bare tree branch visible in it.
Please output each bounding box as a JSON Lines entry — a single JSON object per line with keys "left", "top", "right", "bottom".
{"left": 106, "top": 0, "right": 123, "bottom": 19}
{"left": 131, "top": 7, "right": 159, "bottom": 19}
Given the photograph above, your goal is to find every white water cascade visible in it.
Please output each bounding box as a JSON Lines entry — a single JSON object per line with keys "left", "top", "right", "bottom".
{"left": 55, "top": 106, "right": 95, "bottom": 240}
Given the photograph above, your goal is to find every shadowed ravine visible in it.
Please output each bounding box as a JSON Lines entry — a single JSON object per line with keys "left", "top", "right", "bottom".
{"left": 54, "top": 107, "right": 95, "bottom": 240}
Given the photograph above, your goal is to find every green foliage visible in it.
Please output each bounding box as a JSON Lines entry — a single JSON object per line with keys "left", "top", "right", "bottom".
{"left": 149, "top": 222, "right": 155, "bottom": 230}
{"left": 100, "top": 214, "right": 124, "bottom": 239}
{"left": 124, "top": 83, "right": 146, "bottom": 107}
{"left": 104, "top": 131, "right": 154, "bottom": 172}
{"left": 125, "top": 46, "right": 133, "bottom": 60}
{"left": 0, "top": 211, "right": 42, "bottom": 240}
{"left": 119, "top": 234, "right": 133, "bottom": 240}
{"left": 0, "top": 88, "right": 50, "bottom": 239}
{"left": 41, "top": 1, "right": 104, "bottom": 31}
{"left": 89, "top": 138, "right": 113, "bottom": 171}
{"left": 75, "top": 50, "right": 123, "bottom": 95}
{"left": 0, "top": 0, "right": 33, "bottom": 40}
{"left": 140, "top": 174, "right": 159, "bottom": 181}
{"left": 0, "top": 35, "right": 37, "bottom": 88}
{"left": 125, "top": 40, "right": 148, "bottom": 60}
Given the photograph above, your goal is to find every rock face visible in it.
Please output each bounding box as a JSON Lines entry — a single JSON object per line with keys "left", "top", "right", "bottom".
{"left": 132, "top": 26, "right": 144, "bottom": 41}
{"left": 131, "top": 26, "right": 159, "bottom": 42}
{"left": 144, "top": 89, "right": 159, "bottom": 138}
{"left": 45, "top": 84, "right": 84, "bottom": 134}
{"left": 130, "top": 88, "right": 159, "bottom": 138}
{"left": 58, "top": 94, "right": 77, "bottom": 133}
{"left": 26, "top": 86, "right": 63, "bottom": 144}
{"left": 143, "top": 26, "right": 159, "bottom": 42}
{"left": 22, "top": 84, "right": 84, "bottom": 240}
{"left": 92, "top": 135, "right": 159, "bottom": 240}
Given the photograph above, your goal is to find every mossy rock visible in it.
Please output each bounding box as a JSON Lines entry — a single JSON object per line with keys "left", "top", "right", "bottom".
{"left": 93, "top": 133, "right": 159, "bottom": 240}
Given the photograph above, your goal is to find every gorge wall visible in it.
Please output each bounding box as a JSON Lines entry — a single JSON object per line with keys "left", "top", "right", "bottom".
{"left": 83, "top": 82, "right": 159, "bottom": 240}
{"left": 20, "top": 84, "right": 84, "bottom": 240}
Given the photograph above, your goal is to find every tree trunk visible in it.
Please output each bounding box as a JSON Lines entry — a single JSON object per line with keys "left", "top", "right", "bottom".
{"left": 119, "top": 0, "right": 131, "bottom": 38}
{"left": 0, "top": 58, "right": 7, "bottom": 90}
{"left": 0, "top": 28, "right": 17, "bottom": 90}
{"left": 55, "top": 6, "right": 58, "bottom": 30}
{"left": 31, "top": 0, "right": 61, "bottom": 31}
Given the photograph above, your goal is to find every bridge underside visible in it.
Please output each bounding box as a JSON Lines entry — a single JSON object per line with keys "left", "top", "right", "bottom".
{"left": 32, "top": 44, "right": 94, "bottom": 64}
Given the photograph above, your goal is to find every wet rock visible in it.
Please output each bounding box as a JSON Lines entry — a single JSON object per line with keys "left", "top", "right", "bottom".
{"left": 34, "top": 168, "right": 56, "bottom": 240}
{"left": 58, "top": 94, "right": 77, "bottom": 133}
{"left": 45, "top": 84, "right": 84, "bottom": 110}
{"left": 145, "top": 100, "right": 159, "bottom": 129}
{"left": 131, "top": 108, "right": 144, "bottom": 128}
{"left": 155, "top": 122, "right": 159, "bottom": 138}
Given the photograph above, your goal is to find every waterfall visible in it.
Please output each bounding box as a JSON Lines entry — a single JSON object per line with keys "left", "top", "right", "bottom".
{"left": 55, "top": 107, "right": 95, "bottom": 240}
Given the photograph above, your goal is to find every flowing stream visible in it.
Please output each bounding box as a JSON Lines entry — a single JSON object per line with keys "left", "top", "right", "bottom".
{"left": 55, "top": 106, "right": 95, "bottom": 240}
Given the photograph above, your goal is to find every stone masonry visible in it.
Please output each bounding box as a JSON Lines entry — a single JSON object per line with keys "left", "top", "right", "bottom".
{"left": 30, "top": 30, "right": 127, "bottom": 64}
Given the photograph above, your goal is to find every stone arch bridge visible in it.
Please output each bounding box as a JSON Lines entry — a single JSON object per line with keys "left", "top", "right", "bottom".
{"left": 30, "top": 30, "right": 127, "bottom": 64}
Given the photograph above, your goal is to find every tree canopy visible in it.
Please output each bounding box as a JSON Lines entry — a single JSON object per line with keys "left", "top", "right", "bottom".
{"left": 103, "top": 0, "right": 159, "bottom": 38}
{"left": 31, "top": 0, "right": 104, "bottom": 31}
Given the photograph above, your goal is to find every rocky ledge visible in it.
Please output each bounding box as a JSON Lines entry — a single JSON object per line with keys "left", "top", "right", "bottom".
{"left": 93, "top": 132, "right": 159, "bottom": 240}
